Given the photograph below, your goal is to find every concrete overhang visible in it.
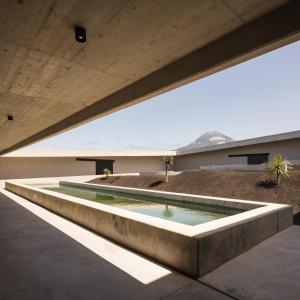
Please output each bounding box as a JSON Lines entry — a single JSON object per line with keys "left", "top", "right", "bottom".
{"left": 1, "top": 0, "right": 300, "bottom": 155}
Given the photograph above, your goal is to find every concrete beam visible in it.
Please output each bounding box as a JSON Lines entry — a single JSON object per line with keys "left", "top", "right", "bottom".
{"left": 1, "top": 1, "right": 300, "bottom": 155}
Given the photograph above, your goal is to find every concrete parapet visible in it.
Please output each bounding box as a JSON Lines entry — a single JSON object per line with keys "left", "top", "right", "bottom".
{"left": 5, "top": 180, "right": 293, "bottom": 278}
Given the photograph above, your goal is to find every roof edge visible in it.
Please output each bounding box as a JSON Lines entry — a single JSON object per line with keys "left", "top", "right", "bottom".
{"left": 176, "top": 130, "right": 300, "bottom": 156}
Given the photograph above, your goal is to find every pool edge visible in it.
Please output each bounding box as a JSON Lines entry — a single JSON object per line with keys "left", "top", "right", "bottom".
{"left": 5, "top": 180, "right": 293, "bottom": 278}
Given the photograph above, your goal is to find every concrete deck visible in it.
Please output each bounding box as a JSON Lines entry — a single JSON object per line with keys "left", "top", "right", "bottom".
{"left": 1, "top": 188, "right": 300, "bottom": 299}
{"left": 200, "top": 225, "right": 300, "bottom": 300}
{"left": 0, "top": 189, "right": 230, "bottom": 300}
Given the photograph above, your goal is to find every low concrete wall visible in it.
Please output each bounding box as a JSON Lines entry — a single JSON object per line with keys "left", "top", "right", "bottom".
{"left": 139, "top": 171, "right": 181, "bottom": 176}
{"left": 5, "top": 181, "right": 198, "bottom": 277}
{"left": 199, "top": 164, "right": 265, "bottom": 171}
{"left": 198, "top": 161, "right": 300, "bottom": 172}
{"left": 5, "top": 180, "right": 293, "bottom": 278}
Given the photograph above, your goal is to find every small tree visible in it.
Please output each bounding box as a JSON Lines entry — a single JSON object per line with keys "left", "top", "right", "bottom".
{"left": 162, "top": 156, "right": 174, "bottom": 183}
{"left": 266, "top": 155, "right": 292, "bottom": 184}
{"left": 103, "top": 168, "right": 111, "bottom": 178}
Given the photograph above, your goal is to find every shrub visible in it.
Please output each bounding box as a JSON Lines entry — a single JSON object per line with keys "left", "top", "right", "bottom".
{"left": 265, "top": 155, "right": 292, "bottom": 184}
{"left": 103, "top": 168, "right": 111, "bottom": 178}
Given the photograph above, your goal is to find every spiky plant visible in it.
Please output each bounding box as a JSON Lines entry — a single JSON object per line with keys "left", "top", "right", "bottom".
{"left": 266, "top": 155, "right": 292, "bottom": 184}
{"left": 103, "top": 168, "right": 111, "bottom": 178}
{"left": 162, "top": 156, "right": 175, "bottom": 183}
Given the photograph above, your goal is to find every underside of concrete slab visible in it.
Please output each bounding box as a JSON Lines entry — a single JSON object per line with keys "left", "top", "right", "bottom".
{"left": 1, "top": 1, "right": 300, "bottom": 154}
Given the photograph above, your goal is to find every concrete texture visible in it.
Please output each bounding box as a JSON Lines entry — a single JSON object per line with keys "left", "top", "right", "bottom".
{"left": 5, "top": 180, "right": 293, "bottom": 278}
{"left": 2, "top": 189, "right": 300, "bottom": 300}
{"left": 197, "top": 212, "right": 278, "bottom": 276}
{"left": 2, "top": 0, "right": 300, "bottom": 155}
{"left": 175, "top": 138, "right": 300, "bottom": 170}
{"left": 200, "top": 225, "right": 300, "bottom": 300}
{"left": 0, "top": 157, "right": 95, "bottom": 179}
{"left": 5, "top": 181, "right": 200, "bottom": 277}
{"left": 0, "top": 156, "right": 166, "bottom": 180}
{"left": 1, "top": 132, "right": 300, "bottom": 180}
{"left": 0, "top": 189, "right": 232, "bottom": 300}
{"left": 277, "top": 206, "right": 294, "bottom": 231}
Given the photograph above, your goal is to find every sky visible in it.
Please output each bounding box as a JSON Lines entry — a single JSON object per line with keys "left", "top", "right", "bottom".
{"left": 30, "top": 40, "right": 300, "bottom": 151}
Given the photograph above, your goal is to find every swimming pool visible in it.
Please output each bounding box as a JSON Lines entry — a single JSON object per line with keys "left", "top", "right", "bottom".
{"left": 5, "top": 179, "right": 292, "bottom": 278}
{"left": 44, "top": 185, "right": 245, "bottom": 226}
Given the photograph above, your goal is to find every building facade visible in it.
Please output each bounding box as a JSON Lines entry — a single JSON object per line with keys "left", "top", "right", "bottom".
{"left": 175, "top": 131, "right": 300, "bottom": 171}
{"left": 1, "top": 131, "right": 300, "bottom": 180}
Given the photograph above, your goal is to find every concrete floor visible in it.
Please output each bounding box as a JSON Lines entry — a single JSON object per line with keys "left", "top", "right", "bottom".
{"left": 1, "top": 189, "right": 300, "bottom": 300}
{"left": 0, "top": 190, "right": 230, "bottom": 300}
{"left": 200, "top": 225, "right": 300, "bottom": 300}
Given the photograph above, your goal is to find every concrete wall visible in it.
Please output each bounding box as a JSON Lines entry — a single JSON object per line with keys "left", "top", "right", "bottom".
{"left": 1, "top": 138, "right": 299, "bottom": 178}
{"left": 0, "top": 157, "right": 95, "bottom": 180}
{"left": 109, "top": 156, "right": 164, "bottom": 174}
{"left": 175, "top": 139, "right": 300, "bottom": 171}
{"left": 0, "top": 156, "right": 164, "bottom": 180}
{"left": 5, "top": 180, "right": 293, "bottom": 278}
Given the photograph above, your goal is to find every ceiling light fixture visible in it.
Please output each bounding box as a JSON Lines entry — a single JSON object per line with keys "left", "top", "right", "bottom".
{"left": 75, "top": 26, "right": 86, "bottom": 43}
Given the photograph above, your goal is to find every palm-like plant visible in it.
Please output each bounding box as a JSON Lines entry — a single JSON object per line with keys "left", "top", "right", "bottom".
{"left": 266, "top": 155, "right": 292, "bottom": 184}
{"left": 103, "top": 168, "right": 111, "bottom": 178}
{"left": 162, "top": 156, "right": 175, "bottom": 183}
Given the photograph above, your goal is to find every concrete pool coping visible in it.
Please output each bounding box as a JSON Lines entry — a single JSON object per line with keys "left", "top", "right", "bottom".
{"left": 5, "top": 180, "right": 293, "bottom": 278}
{"left": 60, "top": 180, "right": 290, "bottom": 237}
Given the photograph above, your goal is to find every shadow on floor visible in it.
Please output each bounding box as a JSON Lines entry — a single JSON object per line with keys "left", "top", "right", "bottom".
{"left": 293, "top": 212, "right": 300, "bottom": 225}
{"left": 0, "top": 191, "right": 230, "bottom": 300}
{"left": 201, "top": 225, "right": 300, "bottom": 300}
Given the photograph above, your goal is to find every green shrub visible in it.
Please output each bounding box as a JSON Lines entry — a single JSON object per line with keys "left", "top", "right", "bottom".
{"left": 103, "top": 168, "right": 111, "bottom": 178}
{"left": 265, "top": 155, "right": 292, "bottom": 184}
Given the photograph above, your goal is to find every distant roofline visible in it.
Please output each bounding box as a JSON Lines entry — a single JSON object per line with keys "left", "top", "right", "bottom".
{"left": 2, "top": 149, "right": 176, "bottom": 158}
{"left": 2, "top": 130, "right": 300, "bottom": 158}
{"left": 176, "top": 130, "right": 300, "bottom": 156}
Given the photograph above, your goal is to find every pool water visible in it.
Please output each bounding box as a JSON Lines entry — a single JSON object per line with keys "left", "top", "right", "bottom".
{"left": 44, "top": 185, "right": 246, "bottom": 226}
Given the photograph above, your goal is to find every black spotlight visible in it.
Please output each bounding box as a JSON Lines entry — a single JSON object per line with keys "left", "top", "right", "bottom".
{"left": 75, "top": 26, "right": 86, "bottom": 43}
{"left": 7, "top": 115, "right": 13, "bottom": 121}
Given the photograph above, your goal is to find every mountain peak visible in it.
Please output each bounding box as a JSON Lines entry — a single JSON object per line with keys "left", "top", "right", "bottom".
{"left": 178, "top": 131, "right": 234, "bottom": 150}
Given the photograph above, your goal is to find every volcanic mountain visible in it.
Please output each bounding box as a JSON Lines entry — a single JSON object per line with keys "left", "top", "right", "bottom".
{"left": 177, "top": 131, "right": 234, "bottom": 151}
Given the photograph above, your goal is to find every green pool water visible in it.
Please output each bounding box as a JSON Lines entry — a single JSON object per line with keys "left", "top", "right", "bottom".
{"left": 43, "top": 185, "right": 246, "bottom": 226}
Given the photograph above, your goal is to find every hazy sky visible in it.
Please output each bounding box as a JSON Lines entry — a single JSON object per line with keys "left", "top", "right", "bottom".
{"left": 30, "top": 40, "right": 300, "bottom": 150}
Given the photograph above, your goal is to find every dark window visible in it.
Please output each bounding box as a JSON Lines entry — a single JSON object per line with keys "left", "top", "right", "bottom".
{"left": 96, "top": 160, "right": 114, "bottom": 175}
{"left": 247, "top": 154, "right": 269, "bottom": 165}
{"left": 229, "top": 153, "right": 269, "bottom": 165}
{"left": 76, "top": 158, "right": 114, "bottom": 174}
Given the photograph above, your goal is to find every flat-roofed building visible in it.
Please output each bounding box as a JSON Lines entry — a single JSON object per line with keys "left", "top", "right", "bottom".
{"left": 175, "top": 130, "right": 300, "bottom": 171}
{"left": 0, "top": 149, "right": 175, "bottom": 179}
{"left": 1, "top": 130, "right": 300, "bottom": 179}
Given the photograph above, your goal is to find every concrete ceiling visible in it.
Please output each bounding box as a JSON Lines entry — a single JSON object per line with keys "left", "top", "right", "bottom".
{"left": 0, "top": 0, "right": 299, "bottom": 154}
